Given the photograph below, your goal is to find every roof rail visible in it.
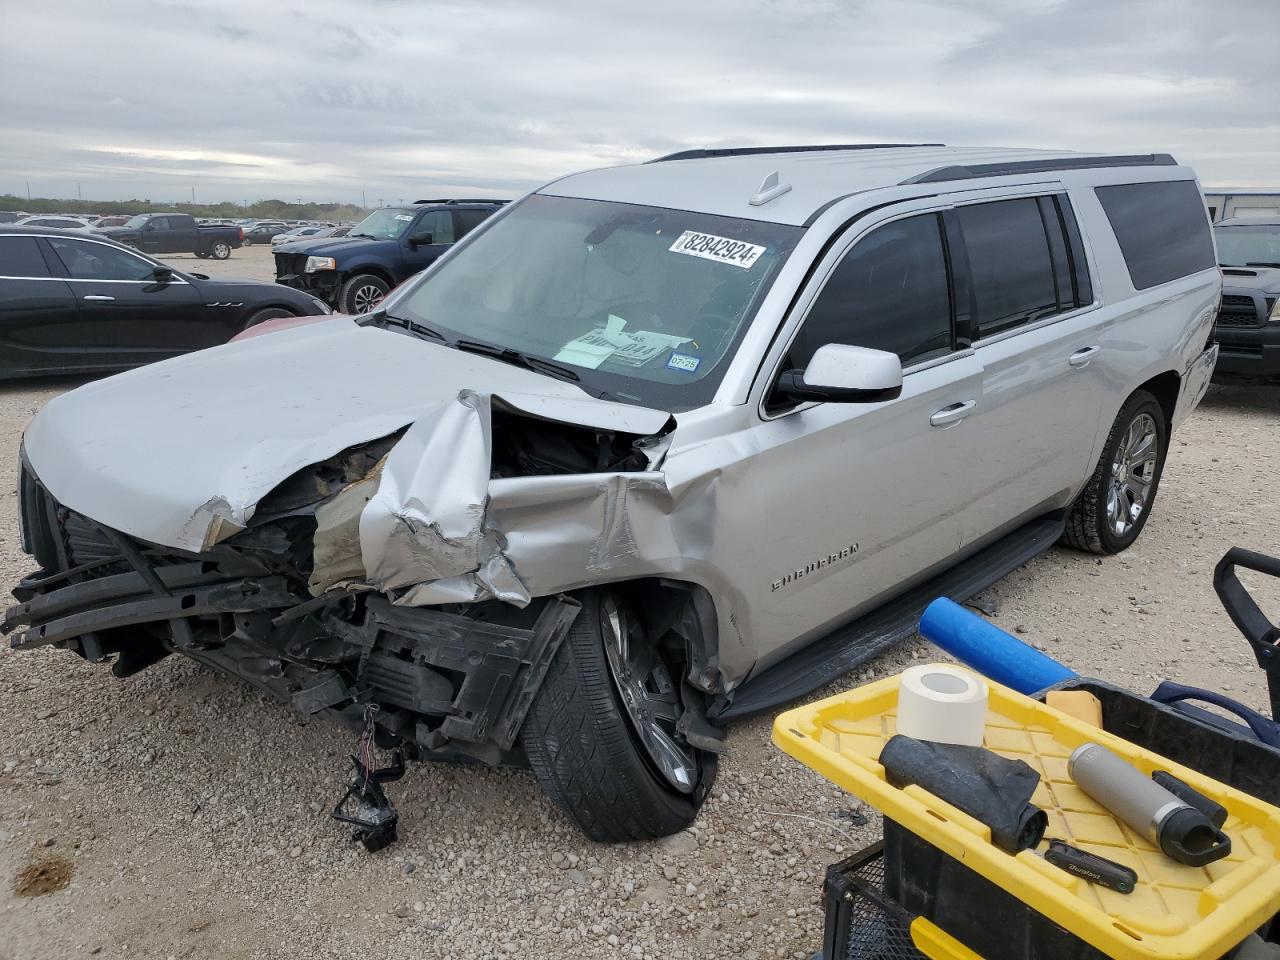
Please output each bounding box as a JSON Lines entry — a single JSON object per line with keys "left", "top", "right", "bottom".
{"left": 412, "top": 198, "right": 509, "bottom": 205}
{"left": 648, "top": 143, "right": 945, "bottom": 163}
{"left": 900, "top": 154, "right": 1177, "bottom": 185}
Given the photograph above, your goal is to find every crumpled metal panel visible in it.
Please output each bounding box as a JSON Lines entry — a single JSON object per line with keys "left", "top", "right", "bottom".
{"left": 353, "top": 390, "right": 676, "bottom": 608}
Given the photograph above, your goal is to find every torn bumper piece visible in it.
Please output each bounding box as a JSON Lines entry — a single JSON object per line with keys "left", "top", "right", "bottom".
{"left": 4, "top": 573, "right": 296, "bottom": 651}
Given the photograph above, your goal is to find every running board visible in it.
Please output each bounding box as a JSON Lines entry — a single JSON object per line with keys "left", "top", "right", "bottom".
{"left": 716, "top": 515, "right": 1065, "bottom": 720}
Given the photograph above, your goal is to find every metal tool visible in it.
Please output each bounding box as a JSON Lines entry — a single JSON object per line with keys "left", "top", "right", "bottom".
{"left": 1044, "top": 839, "right": 1137, "bottom": 893}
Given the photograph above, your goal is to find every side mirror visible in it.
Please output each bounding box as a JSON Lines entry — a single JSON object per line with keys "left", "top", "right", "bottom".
{"left": 407, "top": 231, "right": 433, "bottom": 247}
{"left": 142, "top": 222, "right": 156, "bottom": 232}
{"left": 776, "top": 343, "right": 903, "bottom": 403}
{"left": 151, "top": 266, "right": 174, "bottom": 282}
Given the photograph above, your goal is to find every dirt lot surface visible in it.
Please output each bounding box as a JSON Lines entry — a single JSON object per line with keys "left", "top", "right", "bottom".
{"left": 1, "top": 278, "right": 1277, "bottom": 959}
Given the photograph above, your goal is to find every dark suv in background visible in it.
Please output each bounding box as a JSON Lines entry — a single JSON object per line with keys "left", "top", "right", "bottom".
{"left": 1214, "top": 217, "right": 1280, "bottom": 383}
{"left": 274, "top": 198, "right": 505, "bottom": 313}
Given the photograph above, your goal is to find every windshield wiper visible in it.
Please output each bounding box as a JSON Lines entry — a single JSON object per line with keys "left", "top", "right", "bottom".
{"left": 1244, "top": 261, "right": 1280, "bottom": 268}
{"left": 349, "top": 232, "right": 377, "bottom": 239}
{"left": 362, "top": 311, "right": 447, "bottom": 343}
{"left": 452, "top": 339, "right": 580, "bottom": 382}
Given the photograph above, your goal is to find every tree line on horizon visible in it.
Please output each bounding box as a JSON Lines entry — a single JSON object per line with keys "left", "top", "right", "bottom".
{"left": 0, "top": 194, "right": 369, "bottom": 221}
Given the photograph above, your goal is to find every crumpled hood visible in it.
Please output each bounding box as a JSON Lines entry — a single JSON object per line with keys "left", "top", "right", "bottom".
{"left": 23, "top": 317, "right": 671, "bottom": 553}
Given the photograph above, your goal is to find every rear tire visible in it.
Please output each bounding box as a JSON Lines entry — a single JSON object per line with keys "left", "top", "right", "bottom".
{"left": 339, "top": 273, "right": 391, "bottom": 314}
{"left": 1061, "top": 389, "right": 1168, "bottom": 555}
{"left": 210, "top": 242, "right": 232, "bottom": 260}
{"left": 521, "top": 590, "right": 716, "bottom": 842}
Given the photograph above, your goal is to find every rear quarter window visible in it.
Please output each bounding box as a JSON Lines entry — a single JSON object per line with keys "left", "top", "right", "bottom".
{"left": 1095, "top": 180, "right": 1215, "bottom": 290}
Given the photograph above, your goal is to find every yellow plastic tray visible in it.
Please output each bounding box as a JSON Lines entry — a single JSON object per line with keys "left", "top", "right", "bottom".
{"left": 773, "top": 672, "right": 1280, "bottom": 960}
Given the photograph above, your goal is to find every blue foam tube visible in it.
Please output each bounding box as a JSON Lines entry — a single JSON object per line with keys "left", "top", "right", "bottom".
{"left": 918, "top": 597, "right": 1078, "bottom": 695}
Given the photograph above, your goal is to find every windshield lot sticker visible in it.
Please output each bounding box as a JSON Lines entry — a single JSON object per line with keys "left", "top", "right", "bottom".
{"left": 394, "top": 214, "right": 413, "bottom": 221}
{"left": 669, "top": 231, "right": 766, "bottom": 269}
{"left": 666, "top": 352, "right": 701, "bottom": 373}
{"left": 555, "top": 315, "right": 693, "bottom": 369}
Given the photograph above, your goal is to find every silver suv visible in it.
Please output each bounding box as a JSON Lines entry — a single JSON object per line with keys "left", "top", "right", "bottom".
{"left": 5, "top": 145, "right": 1220, "bottom": 844}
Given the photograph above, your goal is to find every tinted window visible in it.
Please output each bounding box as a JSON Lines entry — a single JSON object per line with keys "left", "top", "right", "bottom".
{"left": 955, "top": 199, "right": 1058, "bottom": 339}
{"left": 0, "top": 236, "right": 52, "bottom": 277}
{"left": 1095, "top": 180, "right": 1215, "bottom": 290}
{"left": 789, "top": 213, "right": 952, "bottom": 369}
{"left": 47, "top": 237, "right": 157, "bottom": 281}
{"left": 418, "top": 210, "right": 455, "bottom": 244}
{"left": 454, "top": 208, "right": 491, "bottom": 240}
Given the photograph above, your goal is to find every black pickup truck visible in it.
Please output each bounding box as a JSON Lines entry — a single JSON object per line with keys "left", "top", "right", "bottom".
{"left": 1213, "top": 217, "right": 1280, "bottom": 383}
{"left": 274, "top": 199, "right": 504, "bottom": 313}
{"left": 98, "top": 213, "right": 244, "bottom": 260}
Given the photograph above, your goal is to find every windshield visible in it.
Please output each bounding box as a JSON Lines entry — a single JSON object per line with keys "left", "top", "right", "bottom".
{"left": 1214, "top": 223, "right": 1280, "bottom": 267}
{"left": 390, "top": 194, "right": 803, "bottom": 410}
{"left": 349, "top": 207, "right": 417, "bottom": 240}
{"left": 123, "top": 215, "right": 149, "bottom": 229}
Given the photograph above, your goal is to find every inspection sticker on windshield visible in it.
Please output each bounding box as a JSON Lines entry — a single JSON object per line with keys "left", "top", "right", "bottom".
{"left": 669, "top": 231, "right": 766, "bottom": 269}
{"left": 666, "top": 352, "right": 701, "bottom": 373}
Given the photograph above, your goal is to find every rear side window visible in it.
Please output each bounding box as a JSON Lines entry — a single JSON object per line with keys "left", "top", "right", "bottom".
{"left": 955, "top": 199, "right": 1058, "bottom": 339}
{"left": 453, "top": 208, "right": 491, "bottom": 239}
{"left": 790, "top": 212, "right": 952, "bottom": 369}
{"left": 1095, "top": 180, "right": 1215, "bottom": 290}
{"left": 0, "top": 236, "right": 52, "bottom": 277}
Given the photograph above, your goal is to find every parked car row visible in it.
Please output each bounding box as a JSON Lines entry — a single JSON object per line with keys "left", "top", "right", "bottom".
{"left": 0, "top": 145, "right": 1222, "bottom": 844}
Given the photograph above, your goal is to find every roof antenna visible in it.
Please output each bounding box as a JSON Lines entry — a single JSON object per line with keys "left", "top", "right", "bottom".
{"left": 750, "top": 170, "right": 792, "bottom": 206}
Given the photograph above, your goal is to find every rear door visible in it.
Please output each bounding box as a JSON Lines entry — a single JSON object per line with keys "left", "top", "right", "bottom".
{"left": 947, "top": 193, "right": 1106, "bottom": 545}
{"left": 44, "top": 234, "right": 211, "bottom": 367}
{"left": 0, "top": 235, "right": 83, "bottom": 376}
{"left": 452, "top": 207, "right": 493, "bottom": 242}
{"left": 163, "top": 214, "right": 198, "bottom": 253}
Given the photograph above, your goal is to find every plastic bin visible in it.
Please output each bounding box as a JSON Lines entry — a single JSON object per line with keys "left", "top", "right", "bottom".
{"left": 774, "top": 673, "right": 1280, "bottom": 960}
{"left": 1041, "top": 678, "right": 1280, "bottom": 808}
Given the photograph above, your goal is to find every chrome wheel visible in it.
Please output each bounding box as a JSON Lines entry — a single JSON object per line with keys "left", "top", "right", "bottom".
{"left": 599, "top": 595, "right": 697, "bottom": 794}
{"left": 211, "top": 242, "right": 231, "bottom": 260}
{"left": 1107, "top": 412, "right": 1158, "bottom": 537}
{"left": 351, "top": 283, "right": 385, "bottom": 313}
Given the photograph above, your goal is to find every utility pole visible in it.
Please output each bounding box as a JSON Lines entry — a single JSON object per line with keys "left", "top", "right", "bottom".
{"left": 77, "top": 182, "right": 82, "bottom": 200}
{"left": 26, "top": 181, "right": 31, "bottom": 200}
{"left": 378, "top": 198, "right": 383, "bottom": 208}
{"left": 362, "top": 189, "right": 367, "bottom": 209}
{"left": 191, "top": 186, "right": 196, "bottom": 203}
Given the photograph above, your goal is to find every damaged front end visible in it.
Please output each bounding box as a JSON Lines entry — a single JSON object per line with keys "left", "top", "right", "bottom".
{"left": 4, "top": 388, "right": 719, "bottom": 847}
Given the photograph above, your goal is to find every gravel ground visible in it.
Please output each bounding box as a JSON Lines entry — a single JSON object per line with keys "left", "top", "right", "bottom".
{"left": 0, "top": 281, "right": 1277, "bottom": 958}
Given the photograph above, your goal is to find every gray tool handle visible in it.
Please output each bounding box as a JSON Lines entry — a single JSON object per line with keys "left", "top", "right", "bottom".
{"left": 1069, "top": 743, "right": 1182, "bottom": 840}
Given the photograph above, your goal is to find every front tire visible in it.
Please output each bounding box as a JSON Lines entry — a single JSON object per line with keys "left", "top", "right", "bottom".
{"left": 521, "top": 590, "right": 715, "bottom": 842}
{"left": 1061, "top": 389, "right": 1168, "bottom": 555}
{"left": 339, "top": 273, "right": 391, "bottom": 314}
{"left": 210, "top": 241, "right": 232, "bottom": 260}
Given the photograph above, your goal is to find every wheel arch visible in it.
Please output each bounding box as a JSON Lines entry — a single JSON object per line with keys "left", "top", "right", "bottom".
{"left": 607, "top": 577, "right": 723, "bottom": 696}
{"left": 1135, "top": 369, "right": 1180, "bottom": 433}
{"left": 341, "top": 263, "right": 396, "bottom": 287}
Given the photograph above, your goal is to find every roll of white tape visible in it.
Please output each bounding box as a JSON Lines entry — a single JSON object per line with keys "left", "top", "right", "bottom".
{"left": 895, "top": 663, "right": 989, "bottom": 747}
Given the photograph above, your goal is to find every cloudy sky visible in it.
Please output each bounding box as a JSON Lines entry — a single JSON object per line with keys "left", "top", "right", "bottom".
{"left": 4, "top": 0, "right": 1279, "bottom": 205}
